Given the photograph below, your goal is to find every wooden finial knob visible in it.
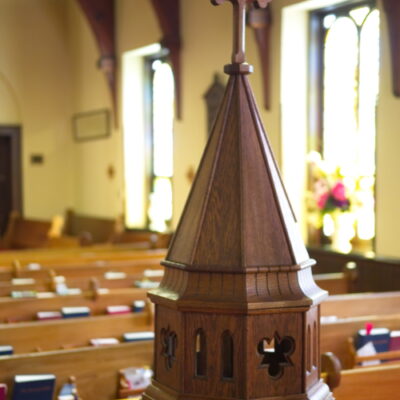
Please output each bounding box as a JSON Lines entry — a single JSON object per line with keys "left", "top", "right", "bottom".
{"left": 211, "top": 0, "right": 271, "bottom": 70}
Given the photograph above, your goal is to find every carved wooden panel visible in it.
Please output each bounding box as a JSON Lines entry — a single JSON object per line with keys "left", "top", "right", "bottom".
{"left": 247, "top": 312, "right": 303, "bottom": 398}
{"left": 183, "top": 312, "right": 245, "bottom": 398}
{"left": 305, "top": 306, "right": 320, "bottom": 390}
{"left": 154, "top": 305, "right": 182, "bottom": 391}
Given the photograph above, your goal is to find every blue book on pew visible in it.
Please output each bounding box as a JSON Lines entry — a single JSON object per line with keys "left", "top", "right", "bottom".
{"left": 0, "top": 346, "right": 13, "bottom": 356}
{"left": 123, "top": 331, "right": 154, "bottom": 342}
{"left": 61, "top": 307, "right": 90, "bottom": 319}
{"left": 356, "top": 327, "right": 390, "bottom": 353}
{"left": 12, "top": 374, "right": 55, "bottom": 400}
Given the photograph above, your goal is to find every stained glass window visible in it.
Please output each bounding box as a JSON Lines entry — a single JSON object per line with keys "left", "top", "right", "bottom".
{"left": 308, "top": 2, "right": 380, "bottom": 253}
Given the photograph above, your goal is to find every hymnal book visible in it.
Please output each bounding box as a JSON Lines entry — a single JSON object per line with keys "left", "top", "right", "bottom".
{"left": 12, "top": 374, "right": 55, "bottom": 400}
{"left": 58, "top": 377, "right": 79, "bottom": 400}
{"left": 37, "top": 311, "right": 62, "bottom": 321}
{"left": 119, "top": 367, "right": 153, "bottom": 396}
{"left": 389, "top": 331, "right": 400, "bottom": 351}
{"left": 64, "top": 288, "right": 82, "bottom": 296}
{"left": 36, "top": 292, "right": 56, "bottom": 299}
{"left": 61, "top": 307, "right": 90, "bottom": 318}
{"left": 26, "top": 263, "right": 41, "bottom": 271}
{"left": 11, "top": 278, "right": 36, "bottom": 286}
{"left": 143, "top": 269, "right": 164, "bottom": 278}
{"left": 0, "top": 383, "right": 7, "bottom": 400}
{"left": 11, "top": 291, "right": 37, "bottom": 299}
{"left": 356, "top": 327, "right": 390, "bottom": 353}
{"left": 123, "top": 332, "right": 154, "bottom": 342}
{"left": 0, "top": 346, "right": 13, "bottom": 356}
{"left": 90, "top": 337, "right": 119, "bottom": 347}
{"left": 134, "top": 280, "right": 159, "bottom": 289}
{"left": 107, "top": 305, "right": 131, "bottom": 315}
{"left": 356, "top": 342, "right": 380, "bottom": 367}
{"left": 104, "top": 271, "right": 127, "bottom": 280}
{"left": 132, "top": 300, "right": 145, "bottom": 313}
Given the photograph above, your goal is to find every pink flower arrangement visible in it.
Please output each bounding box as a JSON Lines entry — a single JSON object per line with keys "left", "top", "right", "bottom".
{"left": 315, "top": 180, "right": 350, "bottom": 212}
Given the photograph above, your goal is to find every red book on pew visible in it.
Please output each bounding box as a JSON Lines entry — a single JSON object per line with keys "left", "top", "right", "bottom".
{"left": 37, "top": 311, "right": 62, "bottom": 321}
{"left": 0, "top": 383, "right": 7, "bottom": 400}
{"left": 106, "top": 305, "right": 131, "bottom": 315}
{"left": 389, "top": 331, "right": 400, "bottom": 351}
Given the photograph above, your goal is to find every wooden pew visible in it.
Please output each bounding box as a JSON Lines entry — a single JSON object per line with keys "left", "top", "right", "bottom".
{"left": 0, "top": 247, "right": 167, "bottom": 268}
{"left": 332, "top": 362, "right": 400, "bottom": 399}
{"left": 321, "top": 313, "right": 400, "bottom": 369}
{"left": 0, "top": 341, "right": 153, "bottom": 400}
{"left": 309, "top": 247, "right": 400, "bottom": 293}
{"left": 314, "top": 272, "right": 354, "bottom": 295}
{"left": 0, "top": 256, "right": 164, "bottom": 282}
{"left": 0, "top": 287, "right": 149, "bottom": 322}
{"left": 321, "top": 291, "right": 400, "bottom": 318}
{"left": 0, "top": 312, "right": 152, "bottom": 354}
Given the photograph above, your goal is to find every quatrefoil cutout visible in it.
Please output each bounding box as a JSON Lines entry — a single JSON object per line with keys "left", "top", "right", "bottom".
{"left": 257, "top": 333, "right": 295, "bottom": 379}
{"left": 161, "top": 326, "right": 177, "bottom": 370}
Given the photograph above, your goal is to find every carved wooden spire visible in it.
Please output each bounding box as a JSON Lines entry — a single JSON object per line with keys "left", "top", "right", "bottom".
{"left": 143, "top": 1, "right": 332, "bottom": 399}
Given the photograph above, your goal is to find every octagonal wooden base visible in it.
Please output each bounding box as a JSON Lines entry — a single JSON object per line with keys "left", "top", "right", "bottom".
{"left": 143, "top": 380, "right": 333, "bottom": 400}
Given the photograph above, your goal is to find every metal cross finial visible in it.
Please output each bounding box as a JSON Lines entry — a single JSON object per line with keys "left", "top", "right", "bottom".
{"left": 211, "top": 0, "right": 271, "bottom": 65}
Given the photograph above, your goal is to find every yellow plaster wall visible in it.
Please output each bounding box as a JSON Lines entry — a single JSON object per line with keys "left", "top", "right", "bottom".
{"left": 14, "top": 0, "right": 398, "bottom": 257}
{"left": 0, "top": 0, "right": 75, "bottom": 220}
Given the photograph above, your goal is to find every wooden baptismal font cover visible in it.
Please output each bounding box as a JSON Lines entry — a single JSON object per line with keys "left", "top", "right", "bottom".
{"left": 143, "top": 1, "right": 333, "bottom": 399}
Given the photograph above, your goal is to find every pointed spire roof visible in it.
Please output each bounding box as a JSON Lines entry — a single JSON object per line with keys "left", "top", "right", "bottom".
{"left": 167, "top": 71, "right": 309, "bottom": 272}
{"left": 165, "top": 0, "right": 309, "bottom": 273}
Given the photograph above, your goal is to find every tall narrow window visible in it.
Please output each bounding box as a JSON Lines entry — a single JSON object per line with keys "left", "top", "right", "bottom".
{"left": 308, "top": 2, "right": 379, "bottom": 253}
{"left": 122, "top": 46, "right": 174, "bottom": 232}
{"left": 221, "top": 331, "right": 234, "bottom": 379}
{"left": 195, "top": 329, "right": 207, "bottom": 377}
{"left": 147, "top": 58, "right": 175, "bottom": 232}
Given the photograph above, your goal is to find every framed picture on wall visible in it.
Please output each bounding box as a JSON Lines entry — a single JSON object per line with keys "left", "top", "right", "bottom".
{"left": 72, "top": 109, "right": 110, "bottom": 142}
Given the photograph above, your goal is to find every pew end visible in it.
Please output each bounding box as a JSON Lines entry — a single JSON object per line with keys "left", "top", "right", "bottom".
{"left": 321, "top": 352, "right": 342, "bottom": 391}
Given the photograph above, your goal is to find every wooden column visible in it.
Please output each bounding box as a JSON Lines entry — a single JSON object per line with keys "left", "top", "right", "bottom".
{"left": 383, "top": 0, "right": 400, "bottom": 97}
{"left": 143, "top": 1, "right": 333, "bottom": 400}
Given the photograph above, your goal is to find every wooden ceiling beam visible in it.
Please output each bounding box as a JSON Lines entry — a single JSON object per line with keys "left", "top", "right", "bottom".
{"left": 383, "top": 0, "right": 400, "bottom": 97}
{"left": 247, "top": 5, "right": 272, "bottom": 110}
{"left": 77, "top": 0, "right": 117, "bottom": 114}
{"left": 151, "top": 0, "right": 182, "bottom": 119}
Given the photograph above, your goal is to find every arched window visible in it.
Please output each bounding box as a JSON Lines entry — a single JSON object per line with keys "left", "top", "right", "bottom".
{"left": 195, "top": 329, "right": 207, "bottom": 377}
{"left": 221, "top": 330, "right": 234, "bottom": 379}
{"left": 308, "top": 1, "right": 379, "bottom": 253}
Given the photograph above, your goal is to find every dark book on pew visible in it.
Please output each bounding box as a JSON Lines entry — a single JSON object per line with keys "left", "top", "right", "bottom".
{"left": 123, "top": 331, "right": 154, "bottom": 342}
{"left": 0, "top": 345, "right": 13, "bottom": 356}
{"left": 0, "top": 383, "right": 7, "bottom": 400}
{"left": 132, "top": 300, "right": 145, "bottom": 313}
{"left": 12, "top": 374, "right": 55, "bottom": 400}
{"left": 61, "top": 307, "right": 90, "bottom": 319}
{"left": 356, "top": 327, "right": 390, "bottom": 353}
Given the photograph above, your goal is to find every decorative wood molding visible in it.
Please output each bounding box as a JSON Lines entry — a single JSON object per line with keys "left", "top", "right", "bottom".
{"left": 383, "top": 0, "right": 400, "bottom": 97}
{"left": 247, "top": 4, "right": 272, "bottom": 110}
{"left": 77, "top": 0, "right": 117, "bottom": 114}
{"left": 151, "top": 0, "right": 182, "bottom": 119}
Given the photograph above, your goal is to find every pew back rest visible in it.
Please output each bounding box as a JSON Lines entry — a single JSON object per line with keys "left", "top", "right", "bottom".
{"left": 64, "top": 209, "right": 121, "bottom": 244}
{"left": 1, "top": 212, "right": 52, "bottom": 250}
